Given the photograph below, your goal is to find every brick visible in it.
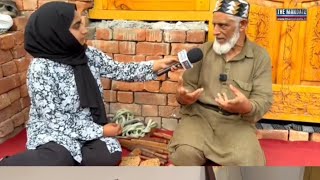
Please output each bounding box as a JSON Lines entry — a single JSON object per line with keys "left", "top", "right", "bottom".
{"left": 135, "top": 92, "right": 166, "bottom": 105}
{"left": 8, "top": 87, "right": 21, "bottom": 103}
{"left": 119, "top": 41, "right": 136, "bottom": 55}
{"left": 144, "top": 81, "right": 160, "bottom": 92}
{"left": 113, "top": 54, "right": 145, "bottom": 63}
{"left": 103, "top": 90, "right": 117, "bottom": 103}
{"left": 0, "top": 94, "right": 11, "bottom": 111}
{"left": 86, "top": 27, "right": 96, "bottom": 40}
{"left": 142, "top": 105, "right": 158, "bottom": 117}
{"left": 256, "top": 129, "right": 288, "bottom": 141}
{"left": 11, "top": 44, "right": 27, "bottom": 58}
{"left": 96, "top": 28, "right": 112, "bottom": 40}
{"left": 101, "top": 78, "right": 111, "bottom": 90}
{"left": 164, "top": 30, "right": 186, "bottom": 43}
{"left": 0, "top": 100, "right": 21, "bottom": 123}
{"left": 0, "top": 119, "right": 14, "bottom": 138}
{"left": 104, "top": 102, "right": 110, "bottom": 114}
{"left": 20, "top": 84, "right": 28, "bottom": 97}
{"left": 112, "top": 81, "right": 144, "bottom": 91}
{"left": 146, "top": 29, "right": 162, "bottom": 42}
{"left": 289, "top": 130, "right": 309, "bottom": 141}
{"left": 20, "top": 58, "right": 31, "bottom": 71}
{"left": 159, "top": 106, "right": 181, "bottom": 118}
{"left": 0, "top": 68, "right": 2, "bottom": 78}
{"left": 162, "top": 118, "right": 178, "bottom": 131}
{"left": 113, "top": 28, "right": 146, "bottom": 41}
{"left": 310, "top": 133, "right": 320, "bottom": 142}
{"left": 168, "top": 69, "right": 184, "bottom": 81}
{"left": 146, "top": 56, "right": 163, "bottom": 61}
{"left": 0, "top": 49, "right": 13, "bottom": 65}
{"left": 90, "top": 40, "right": 119, "bottom": 54}
{"left": 11, "top": 16, "right": 28, "bottom": 31}
{"left": 136, "top": 42, "right": 170, "bottom": 56}
{"left": 1, "top": 61, "right": 18, "bottom": 76}
{"left": 145, "top": 117, "right": 161, "bottom": 128}
{"left": 168, "top": 94, "right": 179, "bottom": 106}
{"left": 0, "top": 33, "right": 15, "bottom": 50}
{"left": 11, "top": 112, "right": 25, "bottom": 127}
{"left": 110, "top": 103, "right": 141, "bottom": 116}
{"left": 15, "top": 0, "right": 23, "bottom": 11}
{"left": 171, "top": 43, "right": 200, "bottom": 55}
{"left": 0, "top": 74, "right": 21, "bottom": 94}
{"left": 19, "top": 71, "right": 27, "bottom": 85}
{"left": 117, "top": 91, "right": 133, "bottom": 103}
{"left": 23, "top": 0, "right": 38, "bottom": 10}
{"left": 13, "top": 31, "right": 25, "bottom": 45}
{"left": 160, "top": 81, "right": 178, "bottom": 93}
{"left": 187, "top": 30, "right": 206, "bottom": 43}
{"left": 22, "top": 107, "right": 30, "bottom": 123}
{"left": 20, "top": 96, "right": 30, "bottom": 109}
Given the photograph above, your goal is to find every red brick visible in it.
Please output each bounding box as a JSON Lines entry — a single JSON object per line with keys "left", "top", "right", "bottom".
{"left": 0, "top": 119, "right": 14, "bottom": 137}
{"left": 171, "top": 43, "right": 200, "bottom": 55}
{"left": 103, "top": 90, "right": 117, "bottom": 103}
{"left": 23, "top": 0, "right": 38, "bottom": 10}
{"left": 113, "top": 54, "right": 145, "bottom": 63}
{"left": 146, "top": 56, "right": 163, "bottom": 61}
{"left": 310, "top": 133, "right": 320, "bottom": 142}
{"left": 1, "top": 61, "right": 17, "bottom": 76}
{"left": 136, "top": 42, "right": 170, "bottom": 56}
{"left": 160, "top": 81, "right": 178, "bottom": 93}
{"left": 20, "top": 96, "right": 30, "bottom": 109}
{"left": 119, "top": 41, "right": 136, "bottom": 55}
{"left": 164, "top": 30, "right": 186, "bottom": 43}
{"left": 11, "top": 44, "right": 27, "bottom": 58}
{"left": 0, "top": 68, "right": 2, "bottom": 78}
{"left": 135, "top": 92, "right": 166, "bottom": 105}
{"left": 14, "top": 57, "right": 30, "bottom": 72}
{"left": 20, "top": 84, "right": 28, "bottom": 97}
{"left": 112, "top": 81, "right": 144, "bottom": 91}
{"left": 110, "top": 103, "right": 141, "bottom": 116}
{"left": 168, "top": 69, "right": 184, "bottom": 81}
{"left": 19, "top": 71, "right": 27, "bottom": 84}
{"left": 0, "top": 74, "right": 21, "bottom": 94}
{"left": 11, "top": 112, "right": 25, "bottom": 127}
{"left": 255, "top": 129, "right": 288, "bottom": 141}
{"left": 142, "top": 105, "right": 158, "bottom": 117}
{"left": 0, "top": 100, "right": 21, "bottom": 123}
{"left": 289, "top": 130, "right": 309, "bottom": 141}
{"left": 90, "top": 40, "right": 119, "bottom": 54}
{"left": 117, "top": 91, "right": 133, "bottom": 103}
{"left": 0, "top": 94, "right": 11, "bottom": 110}
{"left": 187, "top": 30, "right": 206, "bottom": 43}
{"left": 168, "top": 94, "right": 179, "bottom": 106}
{"left": 159, "top": 106, "right": 181, "bottom": 118}
{"left": 96, "top": 28, "right": 112, "bottom": 40}
{"left": 8, "top": 87, "right": 21, "bottom": 103}
{"left": 113, "top": 28, "right": 146, "bottom": 41}
{"left": 144, "top": 81, "right": 160, "bottom": 92}
{"left": 15, "top": 0, "right": 23, "bottom": 11}
{"left": 101, "top": 78, "right": 111, "bottom": 90}
{"left": 13, "top": 31, "right": 24, "bottom": 45}
{"left": 0, "top": 49, "right": 13, "bottom": 65}
{"left": 146, "top": 29, "right": 162, "bottom": 42}
{"left": 11, "top": 16, "right": 28, "bottom": 31}
{"left": 22, "top": 107, "right": 30, "bottom": 123}
{"left": 0, "top": 33, "right": 15, "bottom": 50}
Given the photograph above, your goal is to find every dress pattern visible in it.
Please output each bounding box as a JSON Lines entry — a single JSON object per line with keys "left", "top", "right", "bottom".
{"left": 26, "top": 46, "right": 157, "bottom": 162}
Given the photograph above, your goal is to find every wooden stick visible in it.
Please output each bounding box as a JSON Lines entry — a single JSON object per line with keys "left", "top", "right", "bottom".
{"left": 140, "top": 147, "right": 168, "bottom": 160}
{"left": 140, "top": 137, "right": 169, "bottom": 144}
{"left": 119, "top": 139, "right": 169, "bottom": 154}
{"left": 152, "top": 132, "right": 172, "bottom": 140}
{"left": 129, "top": 139, "right": 168, "bottom": 150}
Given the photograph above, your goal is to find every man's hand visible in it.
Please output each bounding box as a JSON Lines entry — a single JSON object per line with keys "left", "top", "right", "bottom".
{"left": 215, "top": 84, "right": 252, "bottom": 114}
{"left": 176, "top": 76, "right": 203, "bottom": 105}
{"left": 103, "top": 123, "right": 122, "bottom": 137}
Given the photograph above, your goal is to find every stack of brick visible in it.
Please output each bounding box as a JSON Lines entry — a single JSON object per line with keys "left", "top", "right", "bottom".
{"left": 257, "top": 129, "right": 320, "bottom": 142}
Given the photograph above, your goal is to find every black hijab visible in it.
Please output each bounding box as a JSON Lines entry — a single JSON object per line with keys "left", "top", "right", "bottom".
{"left": 24, "top": 1, "right": 108, "bottom": 125}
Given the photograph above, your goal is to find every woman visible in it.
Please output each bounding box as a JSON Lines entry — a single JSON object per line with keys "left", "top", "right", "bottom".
{"left": 0, "top": 1, "right": 177, "bottom": 166}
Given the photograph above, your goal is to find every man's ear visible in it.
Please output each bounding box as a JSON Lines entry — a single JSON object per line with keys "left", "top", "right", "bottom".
{"left": 239, "top": 20, "right": 248, "bottom": 32}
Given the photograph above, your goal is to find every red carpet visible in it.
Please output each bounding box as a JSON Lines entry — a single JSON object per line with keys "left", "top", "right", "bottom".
{"left": 1, "top": 129, "right": 320, "bottom": 166}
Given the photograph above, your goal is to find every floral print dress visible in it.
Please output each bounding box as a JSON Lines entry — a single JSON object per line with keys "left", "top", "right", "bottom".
{"left": 26, "top": 46, "right": 157, "bottom": 163}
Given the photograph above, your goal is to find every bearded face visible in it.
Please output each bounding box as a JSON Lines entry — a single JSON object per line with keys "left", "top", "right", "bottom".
{"left": 213, "top": 27, "right": 240, "bottom": 55}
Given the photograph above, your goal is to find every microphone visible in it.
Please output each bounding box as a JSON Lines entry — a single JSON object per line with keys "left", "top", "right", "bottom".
{"left": 156, "top": 48, "right": 203, "bottom": 76}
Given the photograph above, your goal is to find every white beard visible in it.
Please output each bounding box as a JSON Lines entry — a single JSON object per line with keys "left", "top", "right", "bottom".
{"left": 213, "top": 30, "right": 240, "bottom": 55}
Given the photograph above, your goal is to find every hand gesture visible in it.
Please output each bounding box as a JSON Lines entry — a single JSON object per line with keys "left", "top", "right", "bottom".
{"left": 176, "top": 76, "right": 203, "bottom": 105}
{"left": 103, "top": 123, "right": 122, "bottom": 137}
{"left": 215, "top": 84, "right": 252, "bottom": 114}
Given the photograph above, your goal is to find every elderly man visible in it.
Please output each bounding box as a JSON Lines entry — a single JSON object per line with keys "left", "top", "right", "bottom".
{"left": 168, "top": 0, "right": 273, "bottom": 166}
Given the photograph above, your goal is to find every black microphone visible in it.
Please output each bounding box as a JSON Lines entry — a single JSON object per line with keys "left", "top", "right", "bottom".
{"left": 157, "top": 48, "right": 203, "bottom": 76}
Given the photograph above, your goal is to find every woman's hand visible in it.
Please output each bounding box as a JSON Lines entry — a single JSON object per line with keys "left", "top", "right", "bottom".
{"left": 103, "top": 123, "right": 122, "bottom": 137}
{"left": 152, "top": 57, "right": 179, "bottom": 72}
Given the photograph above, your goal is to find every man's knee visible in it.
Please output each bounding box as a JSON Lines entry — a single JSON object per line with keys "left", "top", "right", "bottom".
{"left": 169, "top": 145, "right": 206, "bottom": 166}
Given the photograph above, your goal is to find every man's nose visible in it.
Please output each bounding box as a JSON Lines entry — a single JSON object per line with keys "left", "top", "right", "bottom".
{"left": 213, "top": 25, "right": 221, "bottom": 36}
